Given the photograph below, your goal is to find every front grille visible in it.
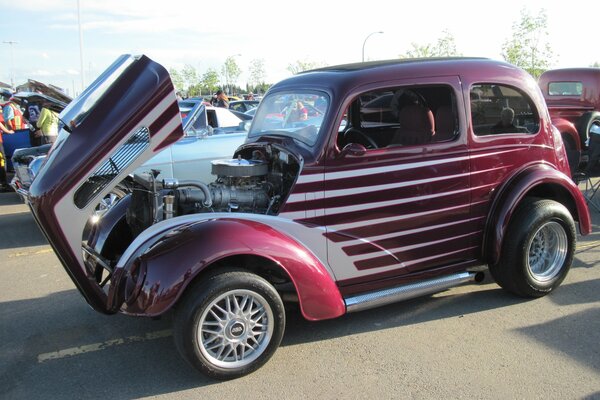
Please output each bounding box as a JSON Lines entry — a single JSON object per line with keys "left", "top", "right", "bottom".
{"left": 74, "top": 126, "right": 149, "bottom": 209}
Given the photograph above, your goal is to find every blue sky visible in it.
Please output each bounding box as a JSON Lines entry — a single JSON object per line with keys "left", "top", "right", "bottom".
{"left": 0, "top": 0, "right": 598, "bottom": 97}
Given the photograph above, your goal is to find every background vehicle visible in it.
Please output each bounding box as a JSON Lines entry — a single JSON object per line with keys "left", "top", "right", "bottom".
{"left": 229, "top": 100, "right": 259, "bottom": 113}
{"left": 10, "top": 100, "right": 249, "bottom": 197}
{"left": 28, "top": 55, "right": 591, "bottom": 380}
{"left": 538, "top": 68, "right": 600, "bottom": 170}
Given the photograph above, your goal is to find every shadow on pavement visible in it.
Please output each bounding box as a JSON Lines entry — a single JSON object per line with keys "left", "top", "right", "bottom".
{"left": 0, "top": 211, "right": 48, "bottom": 250}
{"left": 0, "top": 282, "right": 526, "bottom": 398}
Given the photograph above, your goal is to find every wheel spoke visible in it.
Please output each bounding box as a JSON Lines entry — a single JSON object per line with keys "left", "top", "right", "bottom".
{"left": 196, "top": 287, "right": 277, "bottom": 369}
{"left": 527, "top": 221, "right": 568, "bottom": 281}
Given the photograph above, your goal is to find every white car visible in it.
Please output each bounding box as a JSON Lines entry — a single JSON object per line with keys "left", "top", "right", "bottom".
{"left": 11, "top": 102, "right": 249, "bottom": 197}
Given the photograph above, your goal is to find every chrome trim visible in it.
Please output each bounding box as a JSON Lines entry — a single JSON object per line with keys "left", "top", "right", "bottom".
{"left": 344, "top": 272, "right": 477, "bottom": 313}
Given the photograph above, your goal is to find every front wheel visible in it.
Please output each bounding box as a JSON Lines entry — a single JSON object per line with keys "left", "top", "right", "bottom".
{"left": 490, "top": 199, "right": 576, "bottom": 298}
{"left": 173, "top": 269, "right": 286, "bottom": 380}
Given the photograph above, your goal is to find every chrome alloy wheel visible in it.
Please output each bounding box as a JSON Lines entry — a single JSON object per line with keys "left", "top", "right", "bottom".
{"left": 197, "top": 289, "right": 274, "bottom": 369}
{"left": 527, "top": 221, "right": 568, "bottom": 282}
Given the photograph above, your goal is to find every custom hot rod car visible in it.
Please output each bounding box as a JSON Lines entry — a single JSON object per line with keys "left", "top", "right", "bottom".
{"left": 28, "top": 55, "right": 591, "bottom": 380}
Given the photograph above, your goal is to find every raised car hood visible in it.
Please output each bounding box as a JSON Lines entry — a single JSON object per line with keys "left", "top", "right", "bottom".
{"left": 28, "top": 54, "right": 183, "bottom": 313}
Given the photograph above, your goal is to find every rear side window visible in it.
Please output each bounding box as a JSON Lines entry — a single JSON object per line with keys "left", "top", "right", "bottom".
{"left": 548, "top": 82, "right": 582, "bottom": 96}
{"left": 470, "top": 84, "right": 539, "bottom": 136}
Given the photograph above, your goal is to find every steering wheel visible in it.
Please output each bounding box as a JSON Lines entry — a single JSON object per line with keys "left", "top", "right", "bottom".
{"left": 344, "top": 128, "right": 377, "bottom": 149}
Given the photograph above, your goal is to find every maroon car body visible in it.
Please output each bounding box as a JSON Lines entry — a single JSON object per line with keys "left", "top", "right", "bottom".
{"left": 538, "top": 68, "right": 600, "bottom": 165}
{"left": 28, "top": 55, "right": 591, "bottom": 379}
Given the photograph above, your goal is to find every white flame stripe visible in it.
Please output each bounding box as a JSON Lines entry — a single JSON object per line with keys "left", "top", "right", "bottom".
{"left": 136, "top": 95, "right": 177, "bottom": 136}
{"left": 323, "top": 186, "right": 477, "bottom": 217}
{"left": 349, "top": 245, "right": 479, "bottom": 271}
{"left": 151, "top": 113, "right": 181, "bottom": 147}
{"left": 295, "top": 149, "right": 522, "bottom": 184}
{"left": 287, "top": 165, "right": 509, "bottom": 204}
{"left": 334, "top": 216, "right": 486, "bottom": 246}
{"left": 394, "top": 246, "right": 480, "bottom": 269}
{"left": 347, "top": 231, "right": 480, "bottom": 262}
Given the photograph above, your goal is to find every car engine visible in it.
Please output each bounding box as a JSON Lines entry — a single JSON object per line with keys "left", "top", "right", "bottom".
{"left": 125, "top": 145, "right": 300, "bottom": 237}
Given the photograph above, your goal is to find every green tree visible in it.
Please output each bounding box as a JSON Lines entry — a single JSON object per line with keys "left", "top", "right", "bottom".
{"left": 181, "top": 64, "right": 198, "bottom": 93}
{"left": 399, "top": 30, "right": 462, "bottom": 58}
{"left": 591, "top": 61, "right": 600, "bottom": 68}
{"left": 287, "top": 59, "right": 327, "bottom": 75}
{"left": 201, "top": 68, "right": 220, "bottom": 95}
{"left": 501, "top": 8, "right": 554, "bottom": 78}
{"left": 169, "top": 67, "right": 184, "bottom": 93}
{"left": 221, "top": 56, "right": 242, "bottom": 95}
{"left": 249, "top": 58, "right": 266, "bottom": 88}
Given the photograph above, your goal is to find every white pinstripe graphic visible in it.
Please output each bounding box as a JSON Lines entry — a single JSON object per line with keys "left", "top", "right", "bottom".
{"left": 287, "top": 165, "right": 507, "bottom": 204}
{"left": 295, "top": 148, "right": 523, "bottom": 184}
{"left": 332, "top": 216, "right": 486, "bottom": 245}
{"left": 347, "top": 231, "right": 481, "bottom": 263}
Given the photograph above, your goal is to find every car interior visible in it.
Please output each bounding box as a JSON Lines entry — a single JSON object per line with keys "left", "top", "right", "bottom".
{"left": 337, "top": 85, "right": 459, "bottom": 150}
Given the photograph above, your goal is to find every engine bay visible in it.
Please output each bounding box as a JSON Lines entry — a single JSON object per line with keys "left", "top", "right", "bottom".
{"left": 124, "top": 144, "right": 300, "bottom": 237}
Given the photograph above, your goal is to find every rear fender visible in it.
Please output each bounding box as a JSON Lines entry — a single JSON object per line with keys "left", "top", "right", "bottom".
{"left": 120, "top": 218, "right": 345, "bottom": 321}
{"left": 483, "top": 164, "right": 591, "bottom": 266}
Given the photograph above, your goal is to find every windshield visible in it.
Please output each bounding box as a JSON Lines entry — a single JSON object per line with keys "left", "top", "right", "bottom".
{"left": 248, "top": 91, "right": 329, "bottom": 146}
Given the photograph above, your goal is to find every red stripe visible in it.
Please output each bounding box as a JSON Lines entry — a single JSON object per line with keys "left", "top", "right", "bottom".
{"left": 149, "top": 101, "right": 180, "bottom": 137}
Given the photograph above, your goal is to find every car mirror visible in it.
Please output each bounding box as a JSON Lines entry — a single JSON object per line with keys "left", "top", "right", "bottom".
{"left": 239, "top": 121, "right": 251, "bottom": 131}
{"left": 338, "top": 143, "right": 367, "bottom": 158}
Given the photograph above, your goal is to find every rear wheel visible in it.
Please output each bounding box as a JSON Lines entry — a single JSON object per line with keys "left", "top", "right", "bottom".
{"left": 490, "top": 199, "right": 576, "bottom": 297}
{"left": 173, "top": 269, "right": 285, "bottom": 380}
{"left": 578, "top": 111, "right": 600, "bottom": 148}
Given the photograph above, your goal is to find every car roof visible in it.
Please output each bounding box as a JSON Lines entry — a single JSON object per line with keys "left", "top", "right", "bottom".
{"left": 270, "top": 57, "right": 529, "bottom": 94}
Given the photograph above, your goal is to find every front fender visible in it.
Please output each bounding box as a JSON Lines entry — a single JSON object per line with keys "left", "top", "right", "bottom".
{"left": 120, "top": 218, "right": 345, "bottom": 321}
{"left": 484, "top": 164, "right": 591, "bottom": 266}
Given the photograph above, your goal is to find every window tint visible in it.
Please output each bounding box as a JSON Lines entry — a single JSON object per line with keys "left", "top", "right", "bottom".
{"left": 470, "top": 84, "right": 539, "bottom": 136}
{"left": 336, "top": 85, "right": 458, "bottom": 150}
{"left": 548, "top": 82, "right": 582, "bottom": 96}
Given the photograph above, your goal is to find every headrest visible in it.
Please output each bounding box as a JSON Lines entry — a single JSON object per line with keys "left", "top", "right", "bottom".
{"left": 399, "top": 104, "right": 434, "bottom": 133}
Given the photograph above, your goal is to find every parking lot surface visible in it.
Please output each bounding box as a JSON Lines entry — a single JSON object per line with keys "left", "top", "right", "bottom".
{"left": 0, "top": 191, "right": 599, "bottom": 399}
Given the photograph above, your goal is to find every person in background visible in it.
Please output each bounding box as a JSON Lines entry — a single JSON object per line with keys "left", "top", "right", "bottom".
{"left": 246, "top": 92, "right": 255, "bottom": 101}
{"left": 0, "top": 106, "right": 14, "bottom": 191}
{"left": 2, "top": 97, "right": 25, "bottom": 131}
{"left": 491, "top": 107, "right": 528, "bottom": 134}
{"left": 215, "top": 90, "right": 229, "bottom": 108}
{"left": 23, "top": 100, "right": 42, "bottom": 145}
{"left": 35, "top": 106, "right": 59, "bottom": 145}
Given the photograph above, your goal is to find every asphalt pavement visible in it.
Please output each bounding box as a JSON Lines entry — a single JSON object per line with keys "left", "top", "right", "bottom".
{"left": 0, "top": 190, "right": 599, "bottom": 399}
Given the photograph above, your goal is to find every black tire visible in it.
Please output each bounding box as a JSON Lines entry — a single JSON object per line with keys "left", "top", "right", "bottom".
{"left": 490, "top": 198, "right": 576, "bottom": 298}
{"left": 577, "top": 111, "right": 600, "bottom": 148}
{"left": 173, "top": 269, "right": 285, "bottom": 380}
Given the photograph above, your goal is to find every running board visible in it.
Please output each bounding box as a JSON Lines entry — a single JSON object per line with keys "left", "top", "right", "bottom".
{"left": 344, "top": 271, "right": 482, "bottom": 313}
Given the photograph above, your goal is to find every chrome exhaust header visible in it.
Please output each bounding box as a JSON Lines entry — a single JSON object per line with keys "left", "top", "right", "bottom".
{"left": 345, "top": 271, "right": 481, "bottom": 313}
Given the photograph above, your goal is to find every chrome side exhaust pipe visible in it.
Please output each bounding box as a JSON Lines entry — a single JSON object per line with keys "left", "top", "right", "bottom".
{"left": 345, "top": 271, "right": 483, "bottom": 313}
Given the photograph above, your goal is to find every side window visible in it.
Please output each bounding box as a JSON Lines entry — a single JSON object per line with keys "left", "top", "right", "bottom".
{"left": 471, "top": 84, "right": 539, "bottom": 136}
{"left": 336, "top": 85, "right": 458, "bottom": 150}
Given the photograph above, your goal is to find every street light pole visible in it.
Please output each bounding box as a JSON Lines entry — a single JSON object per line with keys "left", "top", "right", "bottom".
{"left": 362, "top": 31, "right": 383, "bottom": 62}
{"left": 3, "top": 40, "right": 18, "bottom": 89}
{"left": 77, "top": 0, "right": 85, "bottom": 93}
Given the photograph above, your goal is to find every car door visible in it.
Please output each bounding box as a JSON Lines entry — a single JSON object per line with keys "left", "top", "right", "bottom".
{"left": 324, "top": 77, "right": 479, "bottom": 287}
